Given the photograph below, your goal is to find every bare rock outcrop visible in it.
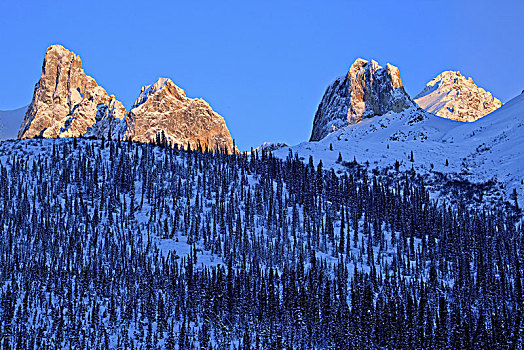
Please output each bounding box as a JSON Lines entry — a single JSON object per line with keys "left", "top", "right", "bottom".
{"left": 310, "top": 58, "right": 414, "bottom": 141}
{"left": 124, "top": 78, "right": 236, "bottom": 152}
{"left": 18, "top": 45, "right": 126, "bottom": 139}
{"left": 414, "top": 71, "right": 502, "bottom": 122}
{"left": 18, "top": 45, "right": 236, "bottom": 152}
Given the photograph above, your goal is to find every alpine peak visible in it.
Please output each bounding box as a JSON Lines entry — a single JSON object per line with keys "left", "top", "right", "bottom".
{"left": 310, "top": 58, "right": 413, "bottom": 141}
{"left": 414, "top": 70, "right": 502, "bottom": 122}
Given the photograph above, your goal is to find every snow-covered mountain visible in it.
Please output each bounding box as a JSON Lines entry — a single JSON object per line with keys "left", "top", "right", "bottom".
{"left": 17, "top": 45, "right": 236, "bottom": 151}
{"left": 18, "top": 45, "right": 127, "bottom": 140}
{"left": 310, "top": 58, "right": 413, "bottom": 141}
{"left": 276, "top": 91, "right": 524, "bottom": 206}
{"left": 414, "top": 71, "right": 502, "bottom": 122}
{"left": 125, "top": 77, "right": 236, "bottom": 152}
{"left": 0, "top": 105, "right": 27, "bottom": 140}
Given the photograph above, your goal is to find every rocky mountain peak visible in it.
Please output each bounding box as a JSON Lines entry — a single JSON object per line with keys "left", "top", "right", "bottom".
{"left": 18, "top": 45, "right": 127, "bottom": 139}
{"left": 131, "top": 77, "right": 187, "bottom": 109}
{"left": 124, "top": 78, "right": 236, "bottom": 152}
{"left": 414, "top": 70, "right": 502, "bottom": 122}
{"left": 17, "top": 45, "right": 237, "bottom": 152}
{"left": 310, "top": 58, "right": 414, "bottom": 141}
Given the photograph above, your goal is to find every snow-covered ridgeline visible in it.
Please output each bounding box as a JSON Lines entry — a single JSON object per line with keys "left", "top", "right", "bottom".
{"left": 276, "top": 93, "right": 524, "bottom": 207}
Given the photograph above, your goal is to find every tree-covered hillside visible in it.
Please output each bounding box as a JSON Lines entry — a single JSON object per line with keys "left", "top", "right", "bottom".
{"left": 0, "top": 138, "right": 522, "bottom": 349}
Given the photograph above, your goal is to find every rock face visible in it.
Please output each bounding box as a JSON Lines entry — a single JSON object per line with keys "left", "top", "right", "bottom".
{"left": 18, "top": 45, "right": 127, "bottom": 140}
{"left": 310, "top": 58, "right": 414, "bottom": 141}
{"left": 124, "top": 78, "right": 236, "bottom": 152}
{"left": 414, "top": 71, "right": 502, "bottom": 122}
{"left": 18, "top": 45, "right": 237, "bottom": 152}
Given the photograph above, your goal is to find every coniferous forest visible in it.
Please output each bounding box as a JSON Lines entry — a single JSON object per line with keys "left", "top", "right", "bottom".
{"left": 0, "top": 137, "right": 523, "bottom": 349}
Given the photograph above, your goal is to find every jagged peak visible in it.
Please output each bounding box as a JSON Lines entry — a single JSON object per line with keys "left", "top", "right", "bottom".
{"left": 310, "top": 57, "right": 412, "bottom": 141}
{"left": 386, "top": 63, "right": 403, "bottom": 89}
{"left": 145, "top": 77, "right": 171, "bottom": 92}
{"left": 18, "top": 44, "right": 128, "bottom": 140}
{"left": 131, "top": 77, "right": 186, "bottom": 110}
{"left": 347, "top": 59, "right": 403, "bottom": 87}
{"left": 352, "top": 57, "right": 368, "bottom": 65}
{"left": 42, "top": 44, "right": 76, "bottom": 62}
{"left": 348, "top": 58, "right": 381, "bottom": 76}
{"left": 421, "top": 70, "right": 481, "bottom": 90}
{"left": 348, "top": 58, "right": 369, "bottom": 72}
{"left": 18, "top": 45, "right": 235, "bottom": 152}
{"left": 39, "top": 44, "right": 84, "bottom": 77}
{"left": 47, "top": 44, "right": 71, "bottom": 52}
{"left": 46, "top": 44, "right": 71, "bottom": 55}
{"left": 125, "top": 76, "right": 236, "bottom": 152}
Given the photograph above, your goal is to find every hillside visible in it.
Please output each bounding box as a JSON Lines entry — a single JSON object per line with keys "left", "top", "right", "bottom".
{"left": 275, "top": 93, "right": 524, "bottom": 207}
{"left": 0, "top": 137, "right": 520, "bottom": 348}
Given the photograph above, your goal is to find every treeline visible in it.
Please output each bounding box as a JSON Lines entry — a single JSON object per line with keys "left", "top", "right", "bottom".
{"left": 0, "top": 138, "right": 522, "bottom": 349}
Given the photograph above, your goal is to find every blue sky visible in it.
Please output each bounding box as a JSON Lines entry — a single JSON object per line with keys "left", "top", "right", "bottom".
{"left": 1, "top": 0, "right": 522, "bottom": 150}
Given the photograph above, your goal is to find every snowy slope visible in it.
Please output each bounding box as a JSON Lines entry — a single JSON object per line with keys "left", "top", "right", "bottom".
{"left": 443, "top": 92, "right": 524, "bottom": 199}
{"left": 275, "top": 92, "right": 524, "bottom": 206}
{"left": 0, "top": 135, "right": 520, "bottom": 348}
{"left": 253, "top": 141, "right": 288, "bottom": 153}
{"left": 0, "top": 105, "right": 27, "bottom": 140}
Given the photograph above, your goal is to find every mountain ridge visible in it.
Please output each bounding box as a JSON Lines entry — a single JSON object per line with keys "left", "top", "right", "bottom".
{"left": 17, "top": 45, "right": 236, "bottom": 152}
{"left": 275, "top": 92, "right": 524, "bottom": 206}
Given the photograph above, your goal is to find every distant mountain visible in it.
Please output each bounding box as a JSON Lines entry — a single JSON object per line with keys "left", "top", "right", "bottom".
{"left": 125, "top": 78, "right": 236, "bottom": 153}
{"left": 310, "top": 58, "right": 413, "bottom": 141}
{"left": 17, "top": 45, "right": 236, "bottom": 151}
{"left": 414, "top": 71, "right": 502, "bottom": 122}
{"left": 0, "top": 106, "right": 27, "bottom": 140}
{"left": 0, "top": 52, "right": 522, "bottom": 350}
